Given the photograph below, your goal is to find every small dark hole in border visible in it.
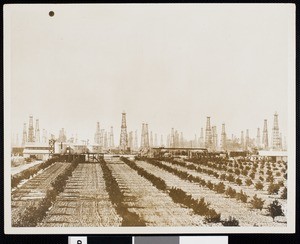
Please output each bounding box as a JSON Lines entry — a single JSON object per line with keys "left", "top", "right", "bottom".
{"left": 49, "top": 11, "right": 54, "bottom": 17}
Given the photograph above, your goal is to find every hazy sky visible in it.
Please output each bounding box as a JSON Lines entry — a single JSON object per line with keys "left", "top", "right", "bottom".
{"left": 7, "top": 4, "right": 294, "bottom": 143}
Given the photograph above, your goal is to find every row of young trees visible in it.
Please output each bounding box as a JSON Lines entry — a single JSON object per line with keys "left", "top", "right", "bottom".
{"left": 99, "top": 159, "right": 146, "bottom": 226}
{"left": 11, "top": 157, "right": 59, "bottom": 188}
{"left": 14, "top": 158, "right": 80, "bottom": 227}
{"left": 187, "top": 158, "right": 286, "bottom": 181}
{"left": 146, "top": 159, "right": 285, "bottom": 221}
{"left": 120, "top": 158, "right": 230, "bottom": 225}
{"left": 167, "top": 159, "right": 286, "bottom": 196}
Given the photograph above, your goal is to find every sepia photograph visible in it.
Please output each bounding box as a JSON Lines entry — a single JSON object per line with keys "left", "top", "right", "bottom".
{"left": 4, "top": 4, "right": 295, "bottom": 234}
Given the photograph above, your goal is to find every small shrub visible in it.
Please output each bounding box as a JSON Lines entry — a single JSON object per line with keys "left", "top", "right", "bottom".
{"left": 214, "top": 182, "right": 225, "bottom": 194}
{"left": 194, "top": 197, "right": 211, "bottom": 215}
{"left": 266, "top": 175, "right": 274, "bottom": 183}
{"left": 220, "top": 174, "right": 226, "bottom": 181}
{"left": 255, "top": 181, "right": 264, "bottom": 190}
{"left": 250, "top": 194, "right": 265, "bottom": 210}
{"left": 268, "top": 183, "right": 280, "bottom": 195}
{"left": 278, "top": 180, "right": 284, "bottom": 187}
{"left": 207, "top": 181, "right": 214, "bottom": 190}
{"left": 204, "top": 209, "right": 221, "bottom": 223}
{"left": 245, "top": 178, "right": 253, "bottom": 186}
{"left": 266, "top": 170, "right": 272, "bottom": 176}
{"left": 225, "top": 187, "right": 236, "bottom": 198}
{"left": 227, "top": 174, "right": 235, "bottom": 182}
{"left": 236, "top": 190, "right": 248, "bottom": 203}
{"left": 249, "top": 172, "right": 255, "bottom": 180}
{"left": 236, "top": 178, "right": 242, "bottom": 186}
{"left": 267, "top": 200, "right": 284, "bottom": 221}
{"left": 222, "top": 216, "right": 239, "bottom": 226}
{"left": 213, "top": 172, "right": 219, "bottom": 178}
{"left": 281, "top": 187, "right": 287, "bottom": 199}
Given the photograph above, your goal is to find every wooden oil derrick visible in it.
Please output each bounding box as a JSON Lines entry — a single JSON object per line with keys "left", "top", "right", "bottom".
{"left": 119, "top": 112, "right": 128, "bottom": 151}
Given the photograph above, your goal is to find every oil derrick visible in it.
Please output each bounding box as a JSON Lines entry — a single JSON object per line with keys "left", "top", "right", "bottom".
{"left": 170, "top": 128, "right": 175, "bottom": 148}
{"left": 272, "top": 112, "right": 281, "bottom": 150}
{"left": 240, "top": 131, "right": 244, "bottom": 149}
{"left": 200, "top": 127, "right": 204, "bottom": 147}
{"left": 35, "top": 119, "right": 40, "bottom": 143}
{"left": 212, "top": 126, "right": 217, "bottom": 151}
{"left": 94, "top": 122, "right": 101, "bottom": 144}
{"left": 154, "top": 133, "right": 158, "bottom": 147}
{"left": 58, "top": 128, "right": 67, "bottom": 143}
{"left": 109, "top": 126, "right": 114, "bottom": 148}
{"left": 205, "top": 117, "right": 212, "bottom": 149}
{"left": 75, "top": 133, "right": 78, "bottom": 144}
{"left": 22, "top": 123, "right": 27, "bottom": 145}
{"left": 144, "top": 124, "right": 150, "bottom": 148}
{"left": 140, "top": 123, "right": 149, "bottom": 149}
{"left": 245, "top": 129, "right": 249, "bottom": 150}
{"left": 140, "top": 124, "right": 145, "bottom": 149}
{"left": 100, "top": 129, "right": 104, "bottom": 147}
{"left": 28, "top": 115, "right": 35, "bottom": 143}
{"left": 128, "top": 131, "right": 134, "bottom": 150}
{"left": 256, "top": 128, "right": 261, "bottom": 148}
{"left": 174, "top": 130, "right": 179, "bottom": 147}
{"left": 104, "top": 132, "right": 108, "bottom": 149}
{"left": 134, "top": 130, "right": 138, "bottom": 150}
{"left": 42, "top": 129, "right": 48, "bottom": 143}
{"left": 221, "top": 123, "right": 227, "bottom": 151}
{"left": 160, "top": 134, "right": 164, "bottom": 147}
{"left": 150, "top": 131, "right": 153, "bottom": 147}
{"left": 279, "top": 133, "right": 283, "bottom": 150}
{"left": 108, "top": 131, "right": 111, "bottom": 146}
{"left": 180, "top": 132, "right": 184, "bottom": 147}
{"left": 167, "top": 134, "right": 170, "bottom": 147}
{"left": 262, "top": 119, "right": 269, "bottom": 150}
{"left": 68, "top": 134, "right": 74, "bottom": 144}
{"left": 193, "top": 134, "right": 197, "bottom": 148}
{"left": 119, "top": 112, "right": 128, "bottom": 151}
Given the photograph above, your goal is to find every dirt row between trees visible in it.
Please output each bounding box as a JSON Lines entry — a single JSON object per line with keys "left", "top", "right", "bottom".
{"left": 107, "top": 158, "right": 203, "bottom": 226}
{"left": 40, "top": 163, "right": 122, "bottom": 227}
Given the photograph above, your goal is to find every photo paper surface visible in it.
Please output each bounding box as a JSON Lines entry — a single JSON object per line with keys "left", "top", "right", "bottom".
{"left": 4, "top": 4, "right": 295, "bottom": 234}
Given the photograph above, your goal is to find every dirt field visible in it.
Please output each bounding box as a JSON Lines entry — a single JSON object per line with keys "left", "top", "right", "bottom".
{"left": 11, "top": 158, "right": 287, "bottom": 227}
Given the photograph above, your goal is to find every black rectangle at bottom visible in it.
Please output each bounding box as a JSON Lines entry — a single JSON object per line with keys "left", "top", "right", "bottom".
{"left": 88, "top": 236, "right": 132, "bottom": 244}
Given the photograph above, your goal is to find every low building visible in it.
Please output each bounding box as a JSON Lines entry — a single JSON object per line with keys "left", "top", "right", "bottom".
{"left": 151, "top": 147, "right": 208, "bottom": 158}
{"left": 258, "top": 150, "right": 288, "bottom": 162}
{"left": 23, "top": 143, "right": 50, "bottom": 160}
{"left": 71, "top": 143, "right": 88, "bottom": 154}
{"left": 228, "top": 150, "right": 247, "bottom": 158}
{"left": 87, "top": 144, "right": 102, "bottom": 153}
{"left": 11, "top": 146, "right": 24, "bottom": 156}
